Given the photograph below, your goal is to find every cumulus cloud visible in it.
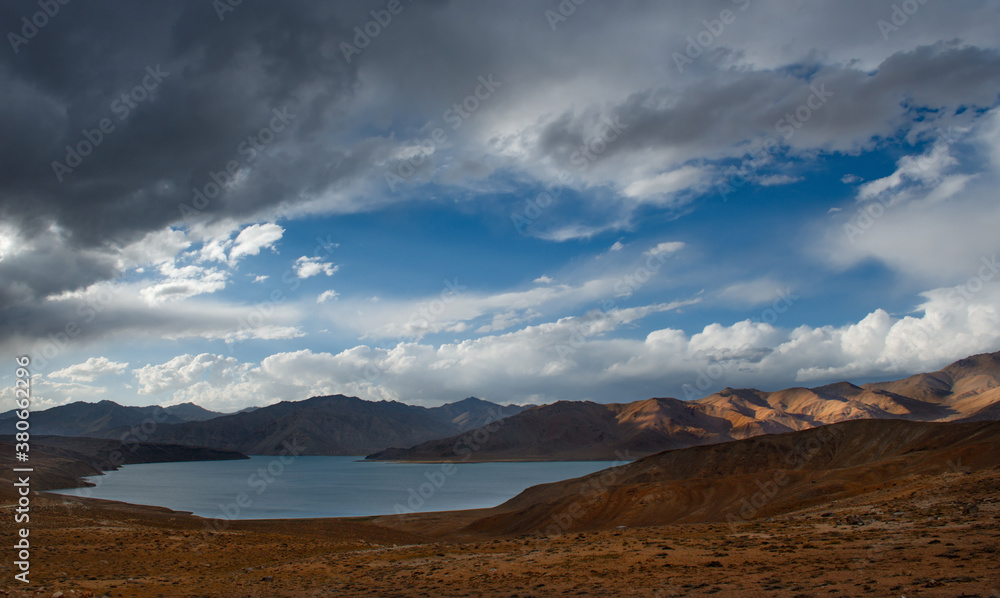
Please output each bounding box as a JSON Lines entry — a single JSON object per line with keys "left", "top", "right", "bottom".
{"left": 49, "top": 357, "right": 129, "bottom": 382}
{"left": 228, "top": 223, "right": 284, "bottom": 264}
{"left": 818, "top": 108, "right": 1000, "bottom": 284}
{"left": 294, "top": 256, "right": 338, "bottom": 279}
{"left": 317, "top": 290, "right": 340, "bottom": 303}
{"left": 139, "top": 263, "right": 227, "bottom": 304}
{"left": 131, "top": 279, "right": 1000, "bottom": 410}
{"left": 134, "top": 353, "right": 245, "bottom": 396}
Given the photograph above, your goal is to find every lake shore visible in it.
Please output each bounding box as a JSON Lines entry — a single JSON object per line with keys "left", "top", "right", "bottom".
{"left": 1, "top": 464, "right": 997, "bottom": 597}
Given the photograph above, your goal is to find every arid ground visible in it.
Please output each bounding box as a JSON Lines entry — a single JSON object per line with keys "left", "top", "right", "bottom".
{"left": 1, "top": 462, "right": 998, "bottom": 598}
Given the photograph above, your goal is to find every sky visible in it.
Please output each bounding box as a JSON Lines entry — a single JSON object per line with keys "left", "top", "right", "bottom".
{"left": 1, "top": 0, "right": 1000, "bottom": 412}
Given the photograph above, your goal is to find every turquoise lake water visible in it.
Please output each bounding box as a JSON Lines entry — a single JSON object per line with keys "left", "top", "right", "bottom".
{"left": 50, "top": 456, "right": 615, "bottom": 519}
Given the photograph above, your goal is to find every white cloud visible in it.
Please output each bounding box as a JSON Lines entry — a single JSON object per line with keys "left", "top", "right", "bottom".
{"left": 533, "top": 275, "right": 554, "bottom": 284}
{"left": 317, "top": 289, "right": 340, "bottom": 303}
{"left": 117, "top": 228, "right": 191, "bottom": 270}
{"left": 757, "top": 174, "right": 803, "bottom": 187}
{"left": 819, "top": 108, "right": 1000, "bottom": 284}
{"left": 140, "top": 263, "right": 227, "bottom": 304}
{"left": 857, "top": 139, "right": 958, "bottom": 201}
{"left": 197, "top": 236, "right": 233, "bottom": 264}
{"left": 252, "top": 275, "right": 269, "bottom": 283}
{"left": 644, "top": 241, "right": 685, "bottom": 257}
{"left": 609, "top": 241, "right": 625, "bottom": 251}
{"left": 49, "top": 356, "right": 129, "bottom": 382}
{"left": 622, "top": 165, "right": 704, "bottom": 202}
{"left": 126, "top": 277, "right": 1000, "bottom": 410}
{"left": 717, "top": 279, "right": 793, "bottom": 307}
{"left": 134, "top": 353, "right": 245, "bottom": 395}
{"left": 294, "top": 256, "right": 338, "bottom": 278}
{"left": 229, "top": 223, "right": 284, "bottom": 264}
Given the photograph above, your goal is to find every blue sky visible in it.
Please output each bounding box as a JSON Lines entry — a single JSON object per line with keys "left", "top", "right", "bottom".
{"left": 1, "top": 1, "right": 999, "bottom": 411}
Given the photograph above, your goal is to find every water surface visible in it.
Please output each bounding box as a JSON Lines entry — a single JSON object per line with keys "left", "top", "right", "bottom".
{"left": 51, "top": 456, "right": 614, "bottom": 519}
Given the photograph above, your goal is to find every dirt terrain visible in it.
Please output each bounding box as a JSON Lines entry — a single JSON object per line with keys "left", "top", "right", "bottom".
{"left": 0, "top": 420, "right": 998, "bottom": 597}
{"left": 0, "top": 466, "right": 996, "bottom": 597}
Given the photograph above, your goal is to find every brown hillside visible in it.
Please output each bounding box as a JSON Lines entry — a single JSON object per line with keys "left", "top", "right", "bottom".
{"left": 461, "top": 419, "right": 1000, "bottom": 536}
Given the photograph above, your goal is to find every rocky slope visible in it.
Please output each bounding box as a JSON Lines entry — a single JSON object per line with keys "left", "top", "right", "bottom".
{"left": 459, "top": 418, "right": 1000, "bottom": 536}
{"left": 369, "top": 350, "right": 1000, "bottom": 461}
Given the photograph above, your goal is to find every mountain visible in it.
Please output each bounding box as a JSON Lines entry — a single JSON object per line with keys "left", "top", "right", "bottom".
{"left": 101, "top": 395, "right": 521, "bottom": 456}
{"left": 160, "top": 402, "right": 222, "bottom": 421}
{"left": 0, "top": 400, "right": 225, "bottom": 437}
{"left": 427, "top": 397, "right": 526, "bottom": 431}
{"left": 368, "top": 350, "right": 1000, "bottom": 461}
{"left": 457, "top": 419, "right": 1000, "bottom": 536}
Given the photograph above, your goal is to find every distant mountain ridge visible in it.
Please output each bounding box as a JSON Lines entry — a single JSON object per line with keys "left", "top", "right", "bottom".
{"left": 9, "top": 351, "right": 1000, "bottom": 460}
{"left": 368, "top": 350, "right": 1000, "bottom": 461}
{"left": 0, "top": 400, "right": 222, "bottom": 437}
{"left": 81, "top": 395, "right": 521, "bottom": 456}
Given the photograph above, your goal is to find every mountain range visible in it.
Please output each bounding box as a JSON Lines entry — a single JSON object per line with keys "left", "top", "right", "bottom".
{"left": 368, "top": 351, "right": 1000, "bottom": 461}
{"left": 0, "top": 401, "right": 221, "bottom": 436}
{"left": 8, "top": 351, "right": 1000, "bottom": 459}
{"left": 4, "top": 395, "right": 524, "bottom": 456}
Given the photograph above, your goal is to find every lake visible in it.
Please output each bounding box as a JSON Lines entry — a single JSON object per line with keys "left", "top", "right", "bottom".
{"left": 50, "top": 456, "right": 617, "bottom": 520}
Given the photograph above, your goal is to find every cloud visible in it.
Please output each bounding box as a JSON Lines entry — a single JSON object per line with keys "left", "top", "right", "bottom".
{"left": 134, "top": 353, "right": 244, "bottom": 396}
{"left": 228, "top": 223, "right": 284, "bottom": 264}
{"left": 317, "top": 290, "right": 340, "bottom": 303}
{"left": 644, "top": 241, "right": 686, "bottom": 257}
{"left": 129, "top": 279, "right": 1000, "bottom": 410}
{"left": 757, "top": 174, "right": 803, "bottom": 187}
{"left": 818, "top": 108, "right": 1000, "bottom": 284}
{"left": 294, "top": 256, "right": 338, "bottom": 279}
{"left": 49, "top": 357, "right": 129, "bottom": 382}
{"left": 533, "top": 275, "right": 554, "bottom": 284}
{"left": 139, "top": 263, "right": 227, "bottom": 304}
{"left": 622, "top": 165, "right": 705, "bottom": 203}
{"left": 717, "top": 279, "right": 794, "bottom": 307}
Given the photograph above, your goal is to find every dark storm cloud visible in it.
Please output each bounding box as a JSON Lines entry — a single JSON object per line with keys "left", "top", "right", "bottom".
{"left": 0, "top": 1, "right": 385, "bottom": 309}
{"left": 0, "top": 1, "right": 362, "bottom": 247}
{"left": 2, "top": 0, "right": 999, "bottom": 315}
{"left": 533, "top": 43, "right": 1000, "bottom": 171}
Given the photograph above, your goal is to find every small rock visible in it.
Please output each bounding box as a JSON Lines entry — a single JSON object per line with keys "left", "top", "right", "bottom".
{"left": 261, "top": 576, "right": 274, "bottom": 582}
{"left": 845, "top": 514, "right": 865, "bottom": 526}
{"left": 53, "top": 593, "right": 64, "bottom": 598}
{"left": 961, "top": 503, "right": 979, "bottom": 515}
